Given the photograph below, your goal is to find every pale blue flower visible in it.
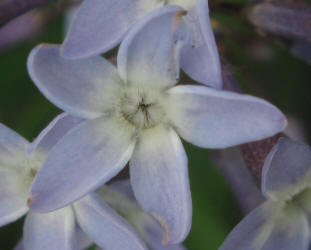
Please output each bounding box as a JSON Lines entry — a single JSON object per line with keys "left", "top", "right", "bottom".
{"left": 0, "top": 114, "right": 147, "bottom": 250}
{"left": 27, "top": 7, "right": 286, "bottom": 245}
{"left": 220, "top": 137, "right": 311, "bottom": 250}
{"left": 61, "top": 0, "right": 222, "bottom": 88}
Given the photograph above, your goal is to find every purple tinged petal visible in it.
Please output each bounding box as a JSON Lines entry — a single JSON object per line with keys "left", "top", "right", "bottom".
{"left": 27, "top": 44, "right": 122, "bottom": 119}
{"left": 0, "top": 167, "right": 29, "bottom": 226}
{"left": 0, "top": 123, "right": 28, "bottom": 153}
{"left": 27, "top": 113, "right": 84, "bottom": 155}
{"left": 262, "top": 137, "right": 311, "bottom": 201}
{"left": 261, "top": 204, "right": 310, "bottom": 250}
{"left": 130, "top": 126, "right": 192, "bottom": 244}
{"left": 181, "top": 0, "right": 222, "bottom": 88}
{"left": 74, "top": 193, "right": 147, "bottom": 250}
{"left": 29, "top": 117, "right": 136, "bottom": 212}
{"left": 167, "top": 85, "right": 287, "bottom": 148}
{"left": 117, "top": 5, "right": 185, "bottom": 88}
{"left": 23, "top": 208, "right": 76, "bottom": 250}
{"left": 61, "top": 0, "right": 160, "bottom": 59}
{"left": 220, "top": 201, "right": 282, "bottom": 250}
{"left": 100, "top": 181, "right": 187, "bottom": 250}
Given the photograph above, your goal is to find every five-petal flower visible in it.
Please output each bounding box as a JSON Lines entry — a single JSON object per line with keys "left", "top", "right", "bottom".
{"left": 27, "top": 7, "right": 286, "bottom": 245}
{"left": 61, "top": 0, "right": 222, "bottom": 88}
{"left": 220, "top": 137, "right": 311, "bottom": 250}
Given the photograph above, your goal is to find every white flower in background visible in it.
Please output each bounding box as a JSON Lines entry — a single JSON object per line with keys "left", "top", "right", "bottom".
{"left": 27, "top": 7, "right": 286, "bottom": 245}
{"left": 220, "top": 137, "right": 311, "bottom": 250}
{"left": 62, "top": 0, "right": 222, "bottom": 88}
{"left": 0, "top": 114, "right": 147, "bottom": 250}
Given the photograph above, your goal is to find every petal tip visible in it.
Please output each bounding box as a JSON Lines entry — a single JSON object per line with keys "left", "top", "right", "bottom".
{"left": 27, "top": 194, "right": 38, "bottom": 208}
{"left": 152, "top": 212, "right": 171, "bottom": 244}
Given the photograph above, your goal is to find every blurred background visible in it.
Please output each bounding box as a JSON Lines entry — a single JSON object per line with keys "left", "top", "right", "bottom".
{"left": 0, "top": 0, "right": 311, "bottom": 249}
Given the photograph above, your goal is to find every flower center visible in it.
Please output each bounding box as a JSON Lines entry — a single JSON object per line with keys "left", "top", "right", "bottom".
{"left": 118, "top": 87, "right": 165, "bottom": 129}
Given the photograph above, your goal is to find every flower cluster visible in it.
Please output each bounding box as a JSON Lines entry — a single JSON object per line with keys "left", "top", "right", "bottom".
{"left": 1, "top": 0, "right": 300, "bottom": 249}
{"left": 221, "top": 138, "right": 311, "bottom": 250}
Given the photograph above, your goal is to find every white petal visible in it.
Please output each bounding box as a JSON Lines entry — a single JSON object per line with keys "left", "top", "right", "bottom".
{"left": 28, "top": 44, "right": 122, "bottom": 119}
{"left": 61, "top": 0, "right": 161, "bottom": 59}
{"left": 130, "top": 126, "right": 192, "bottom": 244}
{"left": 74, "top": 194, "right": 147, "bottom": 250}
{"left": 261, "top": 203, "right": 310, "bottom": 250}
{"left": 220, "top": 201, "right": 282, "bottom": 250}
{"left": 29, "top": 117, "right": 136, "bottom": 212}
{"left": 167, "top": 85, "right": 286, "bottom": 148}
{"left": 27, "top": 113, "right": 83, "bottom": 155}
{"left": 181, "top": 0, "right": 222, "bottom": 88}
{"left": 23, "top": 208, "right": 76, "bottom": 250}
{"left": 0, "top": 124, "right": 29, "bottom": 226}
{"left": 117, "top": 5, "right": 185, "bottom": 88}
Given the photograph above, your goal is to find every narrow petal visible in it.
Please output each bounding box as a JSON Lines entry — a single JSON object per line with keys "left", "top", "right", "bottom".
{"left": 167, "top": 85, "right": 287, "bottom": 148}
{"left": 117, "top": 5, "right": 185, "bottom": 88}
{"left": 27, "top": 113, "right": 83, "bottom": 155}
{"left": 23, "top": 208, "right": 76, "bottom": 250}
{"left": 181, "top": 0, "right": 222, "bottom": 88}
{"left": 220, "top": 201, "right": 282, "bottom": 250}
{"left": 262, "top": 137, "right": 311, "bottom": 201}
{"left": 29, "top": 117, "right": 136, "bottom": 212}
{"left": 61, "top": 0, "right": 161, "bottom": 59}
{"left": 0, "top": 124, "right": 29, "bottom": 226}
{"left": 130, "top": 126, "right": 192, "bottom": 244}
{"left": 74, "top": 193, "right": 147, "bottom": 250}
{"left": 27, "top": 44, "right": 122, "bottom": 119}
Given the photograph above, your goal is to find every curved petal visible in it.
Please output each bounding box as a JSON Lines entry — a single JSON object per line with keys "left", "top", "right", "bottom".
{"left": 29, "top": 117, "right": 136, "bottom": 212}
{"left": 0, "top": 124, "right": 29, "bottom": 226}
{"left": 61, "top": 0, "right": 161, "bottom": 59}
{"left": 180, "top": 0, "right": 222, "bottom": 88}
{"left": 27, "top": 44, "right": 122, "bottom": 119}
{"left": 23, "top": 208, "right": 76, "bottom": 250}
{"left": 0, "top": 123, "right": 28, "bottom": 152}
{"left": 220, "top": 201, "right": 282, "bottom": 250}
{"left": 130, "top": 126, "right": 192, "bottom": 244}
{"left": 0, "top": 123, "right": 28, "bottom": 171}
{"left": 0, "top": 166, "right": 29, "bottom": 226}
{"left": 117, "top": 5, "right": 185, "bottom": 88}
{"left": 261, "top": 204, "right": 310, "bottom": 250}
{"left": 262, "top": 137, "right": 311, "bottom": 201}
{"left": 74, "top": 193, "right": 147, "bottom": 250}
{"left": 167, "top": 85, "right": 287, "bottom": 148}
{"left": 27, "top": 113, "right": 83, "bottom": 155}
